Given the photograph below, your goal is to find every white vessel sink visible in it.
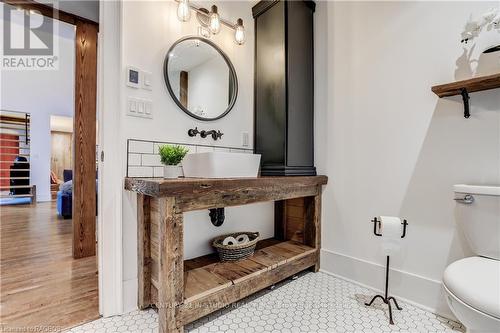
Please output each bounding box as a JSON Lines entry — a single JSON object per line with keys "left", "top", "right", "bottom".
{"left": 182, "top": 152, "right": 261, "bottom": 178}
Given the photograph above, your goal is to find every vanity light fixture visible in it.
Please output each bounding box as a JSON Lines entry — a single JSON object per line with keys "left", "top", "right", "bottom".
{"left": 234, "top": 18, "right": 245, "bottom": 45}
{"left": 174, "top": 1, "right": 245, "bottom": 45}
{"left": 209, "top": 5, "right": 221, "bottom": 34}
{"left": 176, "top": 0, "right": 191, "bottom": 22}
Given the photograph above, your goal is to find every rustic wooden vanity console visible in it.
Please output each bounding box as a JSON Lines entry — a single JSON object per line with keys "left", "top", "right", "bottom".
{"left": 125, "top": 176, "right": 328, "bottom": 333}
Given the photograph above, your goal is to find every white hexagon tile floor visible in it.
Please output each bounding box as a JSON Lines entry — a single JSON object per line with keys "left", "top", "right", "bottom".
{"left": 66, "top": 272, "right": 464, "bottom": 333}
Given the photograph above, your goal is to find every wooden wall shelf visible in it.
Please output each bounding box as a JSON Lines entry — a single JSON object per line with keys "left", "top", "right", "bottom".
{"left": 431, "top": 73, "right": 500, "bottom": 97}
{"left": 126, "top": 176, "right": 327, "bottom": 333}
{"left": 431, "top": 73, "right": 500, "bottom": 118}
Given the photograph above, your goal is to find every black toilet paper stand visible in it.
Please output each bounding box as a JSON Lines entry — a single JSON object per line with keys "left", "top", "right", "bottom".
{"left": 365, "top": 217, "right": 408, "bottom": 325}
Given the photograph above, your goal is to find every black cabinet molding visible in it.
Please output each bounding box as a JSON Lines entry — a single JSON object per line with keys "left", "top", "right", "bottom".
{"left": 253, "top": 0, "right": 316, "bottom": 176}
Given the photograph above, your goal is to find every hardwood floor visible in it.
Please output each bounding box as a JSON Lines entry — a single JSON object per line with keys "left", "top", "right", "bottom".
{"left": 0, "top": 202, "right": 99, "bottom": 332}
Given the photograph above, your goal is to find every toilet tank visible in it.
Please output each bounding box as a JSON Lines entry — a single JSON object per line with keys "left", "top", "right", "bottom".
{"left": 454, "top": 185, "right": 500, "bottom": 260}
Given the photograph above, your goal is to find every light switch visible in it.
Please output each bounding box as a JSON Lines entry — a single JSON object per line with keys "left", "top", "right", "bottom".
{"left": 130, "top": 99, "right": 137, "bottom": 112}
{"left": 142, "top": 71, "right": 152, "bottom": 90}
{"left": 138, "top": 101, "right": 145, "bottom": 114}
{"left": 127, "top": 97, "right": 153, "bottom": 119}
{"left": 145, "top": 102, "right": 152, "bottom": 115}
{"left": 242, "top": 132, "right": 249, "bottom": 147}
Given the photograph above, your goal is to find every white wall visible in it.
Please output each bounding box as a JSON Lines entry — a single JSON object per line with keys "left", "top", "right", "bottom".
{"left": 315, "top": 1, "right": 500, "bottom": 318}
{"left": 121, "top": 1, "right": 255, "bottom": 147}
{"left": 120, "top": 1, "right": 274, "bottom": 312}
{"left": 0, "top": 7, "right": 75, "bottom": 201}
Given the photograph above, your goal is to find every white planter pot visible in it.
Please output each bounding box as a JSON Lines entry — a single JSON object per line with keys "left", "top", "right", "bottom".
{"left": 163, "top": 165, "right": 183, "bottom": 179}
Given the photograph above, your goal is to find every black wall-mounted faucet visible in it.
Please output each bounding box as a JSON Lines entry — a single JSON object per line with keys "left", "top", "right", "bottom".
{"left": 187, "top": 127, "right": 200, "bottom": 137}
{"left": 201, "top": 130, "right": 224, "bottom": 141}
{"left": 187, "top": 127, "right": 224, "bottom": 141}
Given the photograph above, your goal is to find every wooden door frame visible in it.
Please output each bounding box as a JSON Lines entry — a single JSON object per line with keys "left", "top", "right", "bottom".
{"left": 73, "top": 19, "right": 98, "bottom": 258}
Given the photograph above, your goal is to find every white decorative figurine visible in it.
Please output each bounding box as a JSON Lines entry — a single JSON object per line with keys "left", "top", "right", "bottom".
{"left": 461, "top": 8, "right": 500, "bottom": 53}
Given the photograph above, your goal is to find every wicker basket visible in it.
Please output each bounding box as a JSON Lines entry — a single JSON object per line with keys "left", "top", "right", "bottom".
{"left": 212, "top": 232, "right": 260, "bottom": 262}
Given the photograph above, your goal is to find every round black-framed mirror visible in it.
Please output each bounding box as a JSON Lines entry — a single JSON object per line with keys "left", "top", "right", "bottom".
{"left": 163, "top": 36, "right": 238, "bottom": 121}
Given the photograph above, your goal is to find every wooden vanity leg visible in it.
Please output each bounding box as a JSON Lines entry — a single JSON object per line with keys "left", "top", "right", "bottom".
{"left": 137, "top": 194, "right": 151, "bottom": 309}
{"left": 158, "top": 197, "right": 184, "bottom": 333}
{"left": 304, "top": 187, "right": 322, "bottom": 272}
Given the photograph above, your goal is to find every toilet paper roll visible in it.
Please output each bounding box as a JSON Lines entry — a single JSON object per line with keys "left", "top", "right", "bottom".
{"left": 222, "top": 236, "right": 238, "bottom": 246}
{"left": 380, "top": 216, "right": 402, "bottom": 256}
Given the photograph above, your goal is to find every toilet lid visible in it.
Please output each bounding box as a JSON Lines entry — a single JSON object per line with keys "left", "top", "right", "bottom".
{"left": 443, "top": 257, "right": 500, "bottom": 319}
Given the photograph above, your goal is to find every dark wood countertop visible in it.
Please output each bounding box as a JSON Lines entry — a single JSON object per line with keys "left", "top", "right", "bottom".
{"left": 125, "top": 176, "right": 328, "bottom": 198}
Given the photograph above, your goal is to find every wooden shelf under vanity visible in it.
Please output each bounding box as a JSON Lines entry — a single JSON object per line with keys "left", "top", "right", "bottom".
{"left": 125, "top": 176, "right": 327, "bottom": 333}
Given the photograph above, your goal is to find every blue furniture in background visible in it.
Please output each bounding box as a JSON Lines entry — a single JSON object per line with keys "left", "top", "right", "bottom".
{"left": 57, "top": 170, "right": 98, "bottom": 219}
{"left": 57, "top": 170, "right": 73, "bottom": 219}
{"left": 57, "top": 190, "right": 72, "bottom": 219}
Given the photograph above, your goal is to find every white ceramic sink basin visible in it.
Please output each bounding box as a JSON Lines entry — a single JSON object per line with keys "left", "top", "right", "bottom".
{"left": 182, "top": 152, "right": 261, "bottom": 178}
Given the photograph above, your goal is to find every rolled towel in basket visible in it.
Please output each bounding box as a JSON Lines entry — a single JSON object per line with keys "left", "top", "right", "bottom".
{"left": 236, "top": 234, "right": 249, "bottom": 244}
{"left": 222, "top": 236, "right": 238, "bottom": 246}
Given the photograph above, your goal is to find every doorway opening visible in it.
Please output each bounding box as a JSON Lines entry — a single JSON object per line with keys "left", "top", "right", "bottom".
{"left": 0, "top": 1, "right": 100, "bottom": 331}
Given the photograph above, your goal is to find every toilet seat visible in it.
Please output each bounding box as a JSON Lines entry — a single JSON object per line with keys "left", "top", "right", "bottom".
{"left": 443, "top": 256, "right": 500, "bottom": 320}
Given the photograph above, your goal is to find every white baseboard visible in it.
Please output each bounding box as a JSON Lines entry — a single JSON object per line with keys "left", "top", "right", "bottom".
{"left": 320, "top": 248, "right": 456, "bottom": 320}
{"left": 123, "top": 278, "right": 138, "bottom": 314}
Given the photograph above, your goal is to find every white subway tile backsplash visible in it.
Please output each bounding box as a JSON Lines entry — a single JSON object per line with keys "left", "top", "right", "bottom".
{"left": 196, "top": 146, "right": 214, "bottom": 153}
{"left": 128, "top": 166, "right": 154, "bottom": 177}
{"left": 141, "top": 154, "right": 162, "bottom": 166}
{"left": 183, "top": 145, "right": 196, "bottom": 154}
{"left": 214, "top": 147, "right": 231, "bottom": 153}
{"left": 129, "top": 141, "right": 154, "bottom": 154}
{"left": 128, "top": 153, "right": 142, "bottom": 166}
{"left": 153, "top": 143, "right": 161, "bottom": 155}
{"left": 127, "top": 139, "right": 254, "bottom": 177}
{"left": 154, "top": 142, "right": 197, "bottom": 155}
{"left": 153, "top": 166, "right": 164, "bottom": 178}
{"left": 230, "top": 148, "right": 254, "bottom": 154}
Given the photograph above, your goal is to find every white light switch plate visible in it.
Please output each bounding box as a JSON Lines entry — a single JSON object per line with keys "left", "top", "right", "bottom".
{"left": 127, "top": 97, "right": 153, "bottom": 119}
{"left": 242, "top": 132, "right": 249, "bottom": 147}
{"left": 142, "top": 71, "right": 153, "bottom": 90}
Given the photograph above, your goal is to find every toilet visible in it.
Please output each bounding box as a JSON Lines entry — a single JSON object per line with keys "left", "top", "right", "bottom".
{"left": 443, "top": 185, "right": 500, "bottom": 333}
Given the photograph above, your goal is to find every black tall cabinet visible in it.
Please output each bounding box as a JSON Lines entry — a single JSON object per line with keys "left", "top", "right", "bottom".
{"left": 253, "top": 0, "right": 316, "bottom": 176}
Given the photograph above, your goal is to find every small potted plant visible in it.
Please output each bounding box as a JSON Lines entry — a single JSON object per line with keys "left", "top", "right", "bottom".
{"left": 158, "top": 144, "right": 189, "bottom": 178}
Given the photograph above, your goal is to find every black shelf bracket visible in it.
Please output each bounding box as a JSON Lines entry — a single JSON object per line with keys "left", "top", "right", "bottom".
{"left": 460, "top": 88, "right": 470, "bottom": 119}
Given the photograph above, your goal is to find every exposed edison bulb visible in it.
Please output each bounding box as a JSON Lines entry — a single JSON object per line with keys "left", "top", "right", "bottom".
{"left": 177, "top": 0, "right": 191, "bottom": 22}
{"left": 209, "top": 5, "right": 221, "bottom": 34}
{"left": 234, "top": 18, "right": 245, "bottom": 45}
